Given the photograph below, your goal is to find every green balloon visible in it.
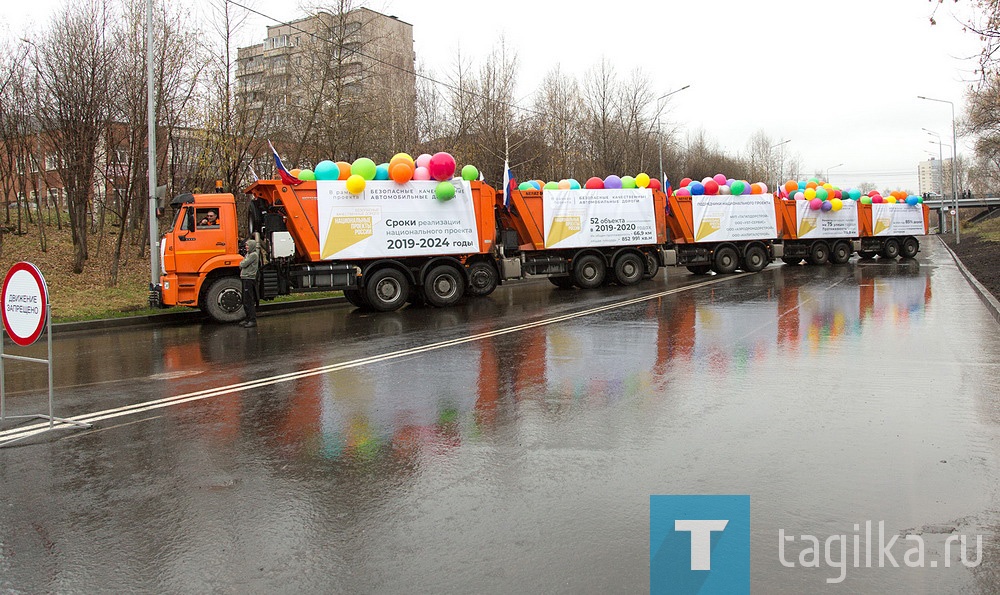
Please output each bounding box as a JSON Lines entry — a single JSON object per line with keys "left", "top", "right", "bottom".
{"left": 518, "top": 181, "right": 534, "bottom": 191}
{"left": 621, "top": 175, "right": 636, "bottom": 189}
{"left": 435, "top": 181, "right": 456, "bottom": 201}
{"left": 731, "top": 181, "right": 745, "bottom": 195}
{"left": 861, "top": 197, "right": 872, "bottom": 205}
{"left": 544, "top": 181, "right": 560, "bottom": 190}
{"left": 461, "top": 164, "right": 479, "bottom": 181}
{"left": 298, "top": 169, "right": 316, "bottom": 181}
{"left": 352, "top": 158, "right": 377, "bottom": 181}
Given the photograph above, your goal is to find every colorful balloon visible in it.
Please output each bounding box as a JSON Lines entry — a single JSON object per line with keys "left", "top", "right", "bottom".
{"left": 809, "top": 198, "right": 822, "bottom": 210}
{"left": 428, "top": 152, "right": 456, "bottom": 181}
{"left": 413, "top": 166, "right": 431, "bottom": 181}
{"left": 604, "top": 175, "right": 623, "bottom": 189}
{"left": 648, "top": 178, "right": 662, "bottom": 191}
{"left": 389, "top": 162, "right": 413, "bottom": 184}
{"left": 435, "top": 181, "right": 456, "bottom": 201}
{"left": 731, "top": 180, "right": 746, "bottom": 195}
{"left": 346, "top": 174, "right": 366, "bottom": 194}
{"left": 784, "top": 180, "right": 798, "bottom": 193}
{"left": 569, "top": 179, "right": 582, "bottom": 190}
{"left": 713, "top": 173, "right": 728, "bottom": 186}
{"left": 298, "top": 169, "right": 316, "bottom": 181}
{"left": 461, "top": 164, "right": 479, "bottom": 181}
{"left": 336, "top": 162, "right": 351, "bottom": 180}
{"left": 374, "top": 164, "right": 390, "bottom": 180}
{"left": 351, "top": 158, "right": 376, "bottom": 181}
{"left": 636, "top": 173, "right": 651, "bottom": 188}
{"left": 315, "top": 160, "right": 340, "bottom": 181}
{"left": 585, "top": 177, "right": 604, "bottom": 189}
{"left": 679, "top": 177, "right": 692, "bottom": 188}
{"left": 415, "top": 153, "right": 431, "bottom": 169}
{"left": 621, "top": 176, "right": 637, "bottom": 189}
{"left": 830, "top": 198, "right": 843, "bottom": 211}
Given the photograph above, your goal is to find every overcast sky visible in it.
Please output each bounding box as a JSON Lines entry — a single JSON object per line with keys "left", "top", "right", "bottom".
{"left": 7, "top": 0, "right": 984, "bottom": 191}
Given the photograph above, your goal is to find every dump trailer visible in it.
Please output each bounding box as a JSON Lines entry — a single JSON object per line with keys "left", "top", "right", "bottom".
{"left": 856, "top": 202, "right": 930, "bottom": 260}
{"left": 663, "top": 193, "right": 783, "bottom": 274}
{"left": 775, "top": 198, "right": 861, "bottom": 265}
{"left": 154, "top": 179, "right": 498, "bottom": 321}
{"left": 495, "top": 186, "right": 668, "bottom": 288}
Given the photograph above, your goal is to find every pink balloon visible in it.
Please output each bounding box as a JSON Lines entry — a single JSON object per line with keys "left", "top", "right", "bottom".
{"left": 758, "top": 183, "right": 768, "bottom": 194}
{"left": 413, "top": 166, "right": 431, "bottom": 181}
{"left": 794, "top": 191, "right": 804, "bottom": 200}
{"left": 676, "top": 188, "right": 691, "bottom": 197}
{"left": 415, "top": 153, "right": 432, "bottom": 169}
{"left": 809, "top": 198, "right": 822, "bottom": 210}
{"left": 713, "top": 173, "right": 727, "bottom": 186}
{"left": 427, "top": 152, "right": 456, "bottom": 181}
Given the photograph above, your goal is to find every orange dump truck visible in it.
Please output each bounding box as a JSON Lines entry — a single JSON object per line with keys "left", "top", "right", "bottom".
{"left": 775, "top": 199, "right": 930, "bottom": 264}
{"left": 154, "top": 179, "right": 497, "bottom": 321}
{"left": 662, "top": 193, "right": 783, "bottom": 274}
{"left": 495, "top": 186, "right": 668, "bottom": 288}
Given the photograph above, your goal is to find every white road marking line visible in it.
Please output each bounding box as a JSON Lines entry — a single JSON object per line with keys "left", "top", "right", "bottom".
{"left": 0, "top": 274, "right": 746, "bottom": 444}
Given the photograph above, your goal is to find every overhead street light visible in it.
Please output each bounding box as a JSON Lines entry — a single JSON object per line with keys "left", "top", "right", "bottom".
{"left": 917, "top": 95, "right": 959, "bottom": 244}
{"left": 654, "top": 85, "right": 691, "bottom": 188}
{"left": 826, "top": 163, "right": 844, "bottom": 184}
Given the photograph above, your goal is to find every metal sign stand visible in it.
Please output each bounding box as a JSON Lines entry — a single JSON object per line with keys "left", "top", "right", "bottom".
{"left": 0, "top": 296, "right": 90, "bottom": 447}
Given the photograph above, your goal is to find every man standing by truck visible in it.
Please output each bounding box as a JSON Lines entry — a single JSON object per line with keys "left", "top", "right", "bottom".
{"left": 239, "top": 239, "right": 260, "bottom": 327}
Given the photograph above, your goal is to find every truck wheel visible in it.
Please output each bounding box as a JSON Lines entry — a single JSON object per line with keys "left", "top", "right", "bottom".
{"left": 808, "top": 242, "right": 830, "bottom": 265}
{"left": 781, "top": 257, "right": 802, "bottom": 266}
{"left": 613, "top": 253, "right": 644, "bottom": 286}
{"left": 642, "top": 252, "right": 660, "bottom": 279}
{"left": 858, "top": 250, "right": 877, "bottom": 260}
{"left": 549, "top": 276, "right": 575, "bottom": 289}
{"left": 343, "top": 288, "right": 370, "bottom": 309}
{"left": 880, "top": 239, "right": 900, "bottom": 260}
{"left": 202, "top": 277, "right": 245, "bottom": 323}
{"left": 365, "top": 268, "right": 409, "bottom": 312}
{"left": 686, "top": 265, "right": 712, "bottom": 275}
{"left": 572, "top": 254, "right": 606, "bottom": 289}
{"left": 741, "top": 245, "right": 768, "bottom": 273}
{"left": 712, "top": 246, "right": 739, "bottom": 274}
{"left": 423, "top": 265, "right": 465, "bottom": 307}
{"left": 830, "top": 241, "right": 852, "bottom": 264}
{"left": 901, "top": 237, "right": 919, "bottom": 259}
{"left": 467, "top": 261, "right": 499, "bottom": 297}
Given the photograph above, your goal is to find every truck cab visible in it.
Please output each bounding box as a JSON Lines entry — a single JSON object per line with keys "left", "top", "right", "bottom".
{"left": 157, "top": 192, "right": 246, "bottom": 320}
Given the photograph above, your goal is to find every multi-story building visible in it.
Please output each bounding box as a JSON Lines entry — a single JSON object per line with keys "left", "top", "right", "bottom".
{"left": 918, "top": 157, "right": 953, "bottom": 197}
{"left": 236, "top": 8, "right": 415, "bottom": 131}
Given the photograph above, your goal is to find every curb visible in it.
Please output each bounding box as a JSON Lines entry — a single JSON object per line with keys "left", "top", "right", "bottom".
{"left": 937, "top": 236, "right": 1000, "bottom": 325}
{"left": 51, "top": 296, "right": 347, "bottom": 334}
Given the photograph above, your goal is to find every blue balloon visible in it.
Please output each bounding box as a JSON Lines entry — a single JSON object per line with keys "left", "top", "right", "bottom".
{"left": 690, "top": 181, "right": 705, "bottom": 195}
{"left": 906, "top": 196, "right": 919, "bottom": 206}
{"left": 374, "top": 164, "right": 390, "bottom": 180}
{"left": 529, "top": 180, "right": 541, "bottom": 190}
{"left": 315, "top": 160, "right": 340, "bottom": 181}
{"left": 821, "top": 200, "right": 833, "bottom": 212}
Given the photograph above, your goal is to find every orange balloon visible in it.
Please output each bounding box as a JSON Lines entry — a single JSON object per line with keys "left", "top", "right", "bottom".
{"left": 336, "top": 161, "right": 351, "bottom": 180}
{"left": 389, "top": 155, "right": 412, "bottom": 171}
{"left": 806, "top": 181, "right": 818, "bottom": 189}
{"left": 750, "top": 183, "right": 762, "bottom": 195}
{"left": 389, "top": 162, "right": 413, "bottom": 184}
{"left": 290, "top": 168, "right": 301, "bottom": 177}
{"left": 784, "top": 180, "right": 797, "bottom": 193}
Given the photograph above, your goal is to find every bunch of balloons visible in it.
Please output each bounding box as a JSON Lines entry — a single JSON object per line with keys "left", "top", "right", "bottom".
{"left": 858, "top": 190, "right": 924, "bottom": 206}
{"left": 286, "top": 151, "right": 478, "bottom": 201}
{"left": 673, "top": 173, "right": 768, "bottom": 198}
{"left": 780, "top": 179, "right": 923, "bottom": 210}
{"left": 517, "top": 172, "right": 660, "bottom": 192}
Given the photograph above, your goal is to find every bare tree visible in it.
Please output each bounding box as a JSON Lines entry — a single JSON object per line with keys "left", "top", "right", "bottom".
{"left": 34, "top": 0, "right": 119, "bottom": 273}
{"left": 530, "top": 66, "right": 587, "bottom": 181}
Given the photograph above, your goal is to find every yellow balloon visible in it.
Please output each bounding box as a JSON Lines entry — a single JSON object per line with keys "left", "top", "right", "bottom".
{"left": 804, "top": 188, "right": 817, "bottom": 200}
{"left": 822, "top": 183, "right": 833, "bottom": 190}
{"left": 886, "top": 196, "right": 897, "bottom": 204}
{"left": 346, "top": 174, "right": 366, "bottom": 195}
{"left": 830, "top": 198, "right": 843, "bottom": 211}
{"left": 391, "top": 152, "right": 414, "bottom": 166}
{"left": 635, "top": 173, "right": 651, "bottom": 188}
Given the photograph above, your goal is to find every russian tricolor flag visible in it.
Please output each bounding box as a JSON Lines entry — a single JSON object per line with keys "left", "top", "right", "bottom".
{"left": 268, "top": 140, "right": 302, "bottom": 186}
{"left": 503, "top": 159, "right": 515, "bottom": 211}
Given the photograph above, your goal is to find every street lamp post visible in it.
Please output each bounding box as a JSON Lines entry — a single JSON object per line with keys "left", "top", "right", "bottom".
{"left": 917, "top": 95, "right": 959, "bottom": 244}
{"left": 924, "top": 128, "right": 948, "bottom": 232}
{"left": 654, "top": 85, "right": 690, "bottom": 188}
{"left": 769, "top": 139, "right": 791, "bottom": 190}
{"left": 826, "top": 163, "right": 844, "bottom": 185}
{"left": 146, "top": 0, "right": 159, "bottom": 291}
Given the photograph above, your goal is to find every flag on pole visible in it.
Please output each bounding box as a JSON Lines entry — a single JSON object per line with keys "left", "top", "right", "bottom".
{"left": 503, "top": 160, "right": 514, "bottom": 211}
{"left": 268, "top": 140, "right": 302, "bottom": 186}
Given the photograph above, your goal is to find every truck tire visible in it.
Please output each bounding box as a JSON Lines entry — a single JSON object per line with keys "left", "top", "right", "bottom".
{"left": 572, "top": 254, "right": 606, "bottom": 289}
{"left": 808, "top": 242, "right": 830, "bottom": 265}
{"left": 466, "top": 261, "right": 499, "bottom": 297}
{"left": 423, "top": 265, "right": 465, "bottom": 307}
{"left": 741, "top": 245, "right": 768, "bottom": 273}
{"left": 642, "top": 252, "right": 660, "bottom": 279}
{"left": 202, "top": 277, "right": 245, "bottom": 323}
{"left": 830, "top": 241, "right": 852, "bottom": 264}
{"left": 364, "top": 268, "right": 409, "bottom": 312}
{"left": 781, "top": 257, "right": 802, "bottom": 266}
{"left": 686, "top": 265, "right": 712, "bottom": 275}
{"left": 613, "top": 253, "right": 644, "bottom": 286}
{"left": 343, "top": 288, "right": 370, "bottom": 309}
{"left": 880, "top": 239, "right": 900, "bottom": 260}
{"left": 901, "top": 237, "right": 919, "bottom": 259}
{"left": 549, "top": 276, "right": 575, "bottom": 289}
{"left": 712, "top": 246, "right": 739, "bottom": 274}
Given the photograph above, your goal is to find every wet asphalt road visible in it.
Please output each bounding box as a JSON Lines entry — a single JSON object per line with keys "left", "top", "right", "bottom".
{"left": 1, "top": 238, "right": 998, "bottom": 593}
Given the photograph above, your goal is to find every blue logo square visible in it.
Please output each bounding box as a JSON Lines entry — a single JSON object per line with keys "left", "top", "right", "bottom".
{"left": 650, "top": 495, "right": 750, "bottom": 594}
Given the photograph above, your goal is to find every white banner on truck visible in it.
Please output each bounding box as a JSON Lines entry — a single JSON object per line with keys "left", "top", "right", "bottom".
{"left": 542, "top": 189, "right": 656, "bottom": 249}
{"left": 316, "top": 180, "right": 479, "bottom": 259}
{"left": 870, "top": 203, "right": 925, "bottom": 236}
{"left": 794, "top": 199, "right": 859, "bottom": 239}
{"left": 690, "top": 195, "right": 778, "bottom": 242}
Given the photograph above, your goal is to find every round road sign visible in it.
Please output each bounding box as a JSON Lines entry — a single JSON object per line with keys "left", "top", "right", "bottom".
{"left": 2, "top": 262, "right": 48, "bottom": 346}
